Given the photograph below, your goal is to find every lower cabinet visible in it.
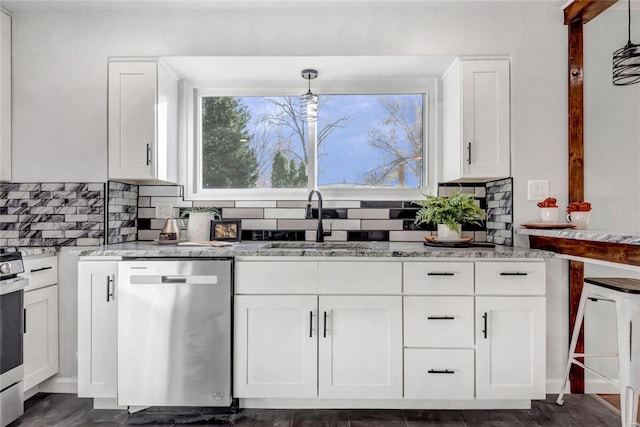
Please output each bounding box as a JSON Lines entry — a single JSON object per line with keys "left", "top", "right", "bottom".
{"left": 23, "top": 285, "right": 58, "bottom": 391}
{"left": 404, "top": 349, "right": 475, "bottom": 399}
{"left": 475, "top": 296, "right": 546, "bottom": 400}
{"left": 234, "top": 295, "right": 317, "bottom": 398}
{"left": 77, "top": 260, "right": 118, "bottom": 398}
{"left": 234, "top": 293, "right": 403, "bottom": 399}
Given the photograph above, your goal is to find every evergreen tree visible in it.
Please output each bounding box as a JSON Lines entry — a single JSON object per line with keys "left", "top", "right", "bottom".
{"left": 270, "top": 150, "right": 307, "bottom": 188}
{"left": 201, "top": 97, "right": 258, "bottom": 188}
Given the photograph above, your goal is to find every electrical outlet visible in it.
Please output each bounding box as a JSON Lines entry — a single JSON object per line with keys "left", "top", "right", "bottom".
{"left": 155, "top": 201, "right": 174, "bottom": 219}
{"left": 527, "top": 180, "right": 549, "bottom": 201}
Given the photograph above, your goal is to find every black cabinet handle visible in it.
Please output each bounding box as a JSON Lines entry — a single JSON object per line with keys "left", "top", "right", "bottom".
{"left": 323, "top": 311, "right": 327, "bottom": 338}
{"left": 23, "top": 308, "right": 27, "bottom": 334}
{"left": 428, "top": 272, "right": 454, "bottom": 276}
{"left": 146, "top": 144, "right": 152, "bottom": 165}
{"left": 106, "top": 276, "right": 114, "bottom": 302}
{"left": 309, "top": 311, "right": 313, "bottom": 338}
{"left": 427, "top": 316, "right": 455, "bottom": 320}
{"left": 428, "top": 369, "right": 455, "bottom": 374}
{"left": 482, "top": 312, "right": 488, "bottom": 339}
{"left": 30, "top": 266, "right": 52, "bottom": 273}
{"left": 467, "top": 142, "right": 472, "bottom": 165}
{"left": 500, "top": 272, "right": 528, "bottom": 276}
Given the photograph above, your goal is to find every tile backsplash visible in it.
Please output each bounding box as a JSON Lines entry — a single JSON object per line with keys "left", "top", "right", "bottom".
{"left": 0, "top": 182, "right": 105, "bottom": 246}
{"left": 136, "top": 183, "right": 499, "bottom": 243}
{"left": 107, "top": 181, "right": 138, "bottom": 244}
{"left": 485, "top": 178, "right": 513, "bottom": 246}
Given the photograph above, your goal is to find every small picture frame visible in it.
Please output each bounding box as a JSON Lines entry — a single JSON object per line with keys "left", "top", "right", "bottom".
{"left": 210, "top": 220, "right": 242, "bottom": 242}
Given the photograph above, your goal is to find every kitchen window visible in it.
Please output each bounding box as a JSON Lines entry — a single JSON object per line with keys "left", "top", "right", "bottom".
{"left": 185, "top": 80, "right": 435, "bottom": 200}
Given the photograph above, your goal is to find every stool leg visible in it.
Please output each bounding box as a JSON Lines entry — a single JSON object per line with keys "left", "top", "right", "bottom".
{"left": 557, "top": 288, "right": 590, "bottom": 406}
{"left": 615, "top": 300, "right": 640, "bottom": 427}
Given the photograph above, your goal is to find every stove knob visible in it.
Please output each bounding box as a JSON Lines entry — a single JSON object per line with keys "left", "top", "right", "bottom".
{"left": 0, "top": 263, "right": 11, "bottom": 274}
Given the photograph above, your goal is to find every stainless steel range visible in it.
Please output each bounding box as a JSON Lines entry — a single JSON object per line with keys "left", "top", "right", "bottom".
{"left": 0, "top": 251, "right": 27, "bottom": 427}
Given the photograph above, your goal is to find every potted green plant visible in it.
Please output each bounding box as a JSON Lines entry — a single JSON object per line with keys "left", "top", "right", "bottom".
{"left": 413, "top": 190, "right": 483, "bottom": 240}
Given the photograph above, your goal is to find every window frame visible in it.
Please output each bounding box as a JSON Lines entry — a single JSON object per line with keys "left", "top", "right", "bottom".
{"left": 182, "top": 78, "right": 437, "bottom": 201}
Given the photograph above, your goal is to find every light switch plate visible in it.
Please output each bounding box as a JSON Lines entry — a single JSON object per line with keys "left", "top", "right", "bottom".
{"left": 155, "top": 201, "right": 174, "bottom": 219}
{"left": 527, "top": 180, "right": 549, "bottom": 201}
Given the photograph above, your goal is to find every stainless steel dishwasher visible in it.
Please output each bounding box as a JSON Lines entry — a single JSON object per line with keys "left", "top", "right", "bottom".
{"left": 117, "top": 258, "right": 232, "bottom": 408}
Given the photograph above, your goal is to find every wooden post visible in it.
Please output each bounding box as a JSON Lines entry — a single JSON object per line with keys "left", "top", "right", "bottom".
{"left": 567, "top": 18, "right": 586, "bottom": 395}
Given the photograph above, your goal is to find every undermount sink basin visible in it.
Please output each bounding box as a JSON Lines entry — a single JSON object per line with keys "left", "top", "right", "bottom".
{"left": 262, "top": 241, "right": 375, "bottom": 250}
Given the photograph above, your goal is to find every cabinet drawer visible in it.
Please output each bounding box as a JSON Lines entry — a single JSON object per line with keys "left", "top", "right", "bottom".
{"left": 404, "top": 296, "right": 474, "bottom": 348}
{"left": 235, "top": 261, "right": 318, "bottom": 294}
{"left": 404, "top": 349, "right": 474, "bottom": 399}
{"left": 23, "top": 255, "right": 58, "bottom": 292}
{"left": 403, "top": 262, "right": 474, "bottom": 295}
{"left": 318, "top": 261, "right": 401, "bottom": 294}
{"left": 475, "top": 262, "right": 545, "bottom": 295}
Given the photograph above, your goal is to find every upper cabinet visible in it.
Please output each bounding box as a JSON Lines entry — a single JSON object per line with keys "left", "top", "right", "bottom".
{"left": 1, "top": 10, "right": 11, "bottom": 182}
{"left": 108, "top": 61, "right": 178, "bottom": 183}
{"left": 442, "top": 59, "right": 510, "bottom": 182}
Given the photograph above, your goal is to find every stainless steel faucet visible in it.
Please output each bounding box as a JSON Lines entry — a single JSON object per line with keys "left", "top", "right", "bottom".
{"left": 306, "top": 189, "right": 332, "bottom": 243}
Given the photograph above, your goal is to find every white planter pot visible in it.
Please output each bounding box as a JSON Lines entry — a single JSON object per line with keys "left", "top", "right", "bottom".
{"left": 437, "top": 223, "right": 462, "bottom": 240}
{"left": 186, "top": 212, "right": 213, "bottom": 242}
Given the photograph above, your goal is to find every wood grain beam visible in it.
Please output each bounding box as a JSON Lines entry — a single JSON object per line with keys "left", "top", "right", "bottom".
{"left": 569, "top": 261, "right": 585, "bottom": 394}
{"left": 529, "top": 236, "right": 640, "bottom": 267}
{"left": 564, "top": 0, "right": 618, "bottom": 25}
{"left": 568, "top": 21, "right": 584, "bottom": 204}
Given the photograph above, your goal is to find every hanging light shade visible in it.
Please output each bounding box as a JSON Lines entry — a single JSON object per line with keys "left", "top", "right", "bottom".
{"left": 301, "top": 69, "right": 319, "bottom": 121}
{"left": 613, "top": 0, "right": 640, "bottom": 86}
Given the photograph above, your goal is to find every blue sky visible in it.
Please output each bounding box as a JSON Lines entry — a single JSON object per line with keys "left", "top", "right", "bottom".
{"left": 236, "top": 94, "right": 423, "bottom": 188}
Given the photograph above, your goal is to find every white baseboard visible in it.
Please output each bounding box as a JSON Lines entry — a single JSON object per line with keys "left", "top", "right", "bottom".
{"left": 38, "top": 376, "right": 77, "bottom": 394}
{"left": 239, "top": 398, "right": 532, "bottom": 410}
{"left": 546, "top": 377, "right": 618, "bottom": 395}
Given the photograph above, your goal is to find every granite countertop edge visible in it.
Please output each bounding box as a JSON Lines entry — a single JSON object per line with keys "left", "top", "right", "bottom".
{"left": 68, "top": 242, "right": 554, "bottom": 259}
{"left": 516, "top": 228, "right": 640, "bottom": 245}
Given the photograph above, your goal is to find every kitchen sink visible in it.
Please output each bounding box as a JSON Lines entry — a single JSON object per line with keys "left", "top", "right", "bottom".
{"left": 262, "top": 241, "right": 376, "bottom": 250}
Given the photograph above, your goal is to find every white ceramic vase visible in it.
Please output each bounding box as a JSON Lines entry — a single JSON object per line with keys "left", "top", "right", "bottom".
{"left": 187, "top": 212, "right": 212, "bottom": 242}
{"left": 437, "top": 223, "right": 462, "bottom": 240}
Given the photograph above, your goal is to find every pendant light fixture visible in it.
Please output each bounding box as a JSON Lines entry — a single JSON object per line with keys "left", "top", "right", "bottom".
{"left": 613, "top": 0, "right": 640, "bottom": 86}
{"left": 301, "top": 68, "right": 319, "bottom": 122}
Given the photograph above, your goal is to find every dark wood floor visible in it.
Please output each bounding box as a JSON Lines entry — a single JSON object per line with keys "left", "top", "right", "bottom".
{"left": 8, "top": 393, "right": 621, "bottom": 427}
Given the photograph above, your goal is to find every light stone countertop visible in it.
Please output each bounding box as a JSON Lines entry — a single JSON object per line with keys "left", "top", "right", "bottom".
{"left": 516, "top": 228, "right": 640, "bottom": 245}
{"left": 69, "top": 241, "right": 553, "bottom": 259}
{"left": 2, "top": 247, "right": 58, "bottom": 257}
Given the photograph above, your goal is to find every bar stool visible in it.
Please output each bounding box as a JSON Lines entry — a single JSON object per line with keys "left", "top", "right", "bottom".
{"left": 557, "top": 277, "right": 640, "bottom": 427}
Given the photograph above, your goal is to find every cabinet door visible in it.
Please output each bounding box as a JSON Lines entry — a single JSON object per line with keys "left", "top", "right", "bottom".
{"left": 108, "top": 62, "right": 157, "bottom": 180}
{"left": 234, "top": 295, "right": 318, "bottom": 398}
{"left": 461, "top": 60, "right": 510, "bottom": 178}
{"left": 0, "top": 10, "right": 11, "bottom": 181}
{"left": 476, "top": 296, "right": 546, "bottom": 399}
{"left": 23, "top": 285, "right": 59, "bottom": 391}
{"left": 77, "top": 261, "right": 118, "bottom": 398}
{"left": 318, "top": 295, "right": 402, "bottom": 399}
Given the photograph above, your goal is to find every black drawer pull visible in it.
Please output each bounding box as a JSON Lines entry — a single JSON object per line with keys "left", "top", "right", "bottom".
{"left": 428, "top": 369, "right": 455, "bottom": 374}
{"left": 30, "top": 266, "right": 52, "bottom": 273}
{"left": 24, "top": 308, "right": 27, "bottom": 334}
{"left": 500, "top": 272, "right": 528, "bottom": 276}
{"left": 323, "top": 311, "right": 327, "bottom": 338}
{"left": 482, "top": 312, "right": 488, "bottom": 339}
{"left": 309, "top": 311, "right": 313, "bottom": 338}
{"left": 427, "top": 316, "right": 455, "bottom": 320}
{"left": 427, "top": 272, "right": 454, "bottom": 276}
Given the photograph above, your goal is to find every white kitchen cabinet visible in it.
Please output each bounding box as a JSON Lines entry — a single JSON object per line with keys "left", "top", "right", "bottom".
{"left": 23, "top": 284, "right": 58, "bottom": 392}
{"left": 442, "top": 59, "right": 510, "bottom": 181}
{"left": 234, "top": 295, "right": 318, "bottom": 398}
{"left": 0, "top": 9, "right": 11, "bottom": 181}
{"left": 404, "top": 349, "right": 475, "bottom": 400}
{"left": 77, "top": 261, "right": 118, "bottom": 398}
{"left": 318, "top": 295, "right": 402, "bottom": 399}
{"left": 108, "top": 61, "right": 178, "bottom": 183}
{"left": 475, "top": 296, "right": 546, "bottom": 400}
{"left": 22, "top": 254, "right": 59, "bottom": 393}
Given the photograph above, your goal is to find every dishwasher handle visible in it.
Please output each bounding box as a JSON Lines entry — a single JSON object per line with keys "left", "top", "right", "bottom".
{"left": 161, "top": 276, "right": 188, "bottom": 284}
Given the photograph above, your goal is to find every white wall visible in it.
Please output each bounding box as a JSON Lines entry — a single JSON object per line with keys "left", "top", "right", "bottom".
{"left": 10, "top": 1, "right": 573, "bottom": 389}
{"left": 581, "top": 7, "right": 640, "bottom": 392}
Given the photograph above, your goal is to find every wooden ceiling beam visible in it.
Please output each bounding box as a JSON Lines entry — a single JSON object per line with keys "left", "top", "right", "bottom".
{"left": 564, "top": 0, "right": 618, "bottom": 25}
